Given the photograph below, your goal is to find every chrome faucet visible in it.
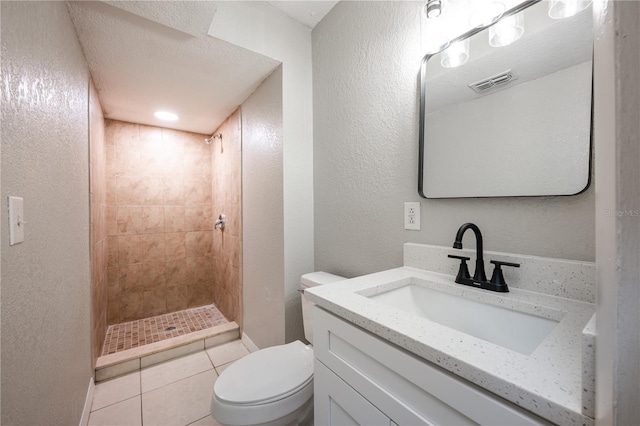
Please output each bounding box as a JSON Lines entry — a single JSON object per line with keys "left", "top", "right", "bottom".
{"left": 448, "top": 223, "right": 519, "bottom": 292}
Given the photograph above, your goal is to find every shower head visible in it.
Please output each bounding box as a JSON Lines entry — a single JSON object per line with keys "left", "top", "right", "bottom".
{"left": 204, "top": 133, "right": 222, "bottom": 145}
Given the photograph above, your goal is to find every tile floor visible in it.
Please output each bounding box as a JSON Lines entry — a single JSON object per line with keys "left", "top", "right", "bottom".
{"left": 89, "top": 339, "right": 250, "bottom": 425}
{"left": 102, "top": 305, "right": 228, "bottom": 356}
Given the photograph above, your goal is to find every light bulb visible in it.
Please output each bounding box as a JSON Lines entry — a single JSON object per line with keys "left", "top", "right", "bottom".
{"left": 548, "top": 0, "right": 592, "bottom": 19}
{"left": 489, "top": 14, "right": 524, "bottom": 47}
{"left": 425, "top": 0, "right": 443, "bottom": 18}
{"left": 441, "top": 39, "right": 470, "bottom": 68}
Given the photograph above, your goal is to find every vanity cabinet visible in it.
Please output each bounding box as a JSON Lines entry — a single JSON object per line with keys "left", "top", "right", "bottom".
{"left": 315, "top": 361, "right": 396, "bottom": 426}
{"left": 313, "top": 307, "right": 552, "bottom": 426}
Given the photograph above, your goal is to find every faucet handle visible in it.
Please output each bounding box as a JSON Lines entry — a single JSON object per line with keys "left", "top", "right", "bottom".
{"left": 448, "top": 255, "right": 471, "bottom": 284}
{"left": 489, "top": 260, "right": 520, "bottom": 290}
{"left": 448, "top": 254, "right": 470, "bottom": 261}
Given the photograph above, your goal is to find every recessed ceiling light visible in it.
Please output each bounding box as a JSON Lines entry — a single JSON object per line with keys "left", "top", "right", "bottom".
{"left": 155, "top": 111, "right": 178, "bottom": 121}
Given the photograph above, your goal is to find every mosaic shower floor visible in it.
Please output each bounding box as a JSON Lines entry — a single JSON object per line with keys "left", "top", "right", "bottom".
{"left": 102, "top": 305, "right": 228, "bottom": 356}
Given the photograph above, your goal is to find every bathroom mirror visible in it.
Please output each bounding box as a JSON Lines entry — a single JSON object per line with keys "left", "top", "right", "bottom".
{"left": 419, "top": 0, "right": 593, "bottom": 198}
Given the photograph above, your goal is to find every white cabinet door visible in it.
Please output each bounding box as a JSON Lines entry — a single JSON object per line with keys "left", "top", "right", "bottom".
{"left": 315, "top": 360, "right": 392, "bottom": 426}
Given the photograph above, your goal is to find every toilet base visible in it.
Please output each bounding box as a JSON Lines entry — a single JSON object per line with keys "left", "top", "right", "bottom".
{"left": 211, "top": 392, "right": 313, "bottom": 426}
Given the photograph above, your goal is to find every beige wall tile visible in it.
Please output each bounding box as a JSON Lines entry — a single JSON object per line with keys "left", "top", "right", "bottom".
{"left": 118, "top": 235, "right": 144, "bottom": 265}
{"left": 225, "top": 151, "right": 241, "bottom": 205}
{"left": 118, "top": 206, "right": 165, "bottom": 235}
{"left": 185, "top": 206, "right": 213, "bottom": 232}
{"left": 227, "top": 234, "right": 240, "bottom": 268}
{"left": 120, "top": 291, "right": 145, "bottom": 322}
{"left": 189, "top": 282, "right": 213, "bottom": 308}
{"left": 165, "top": 233, "right": 186, "bottom": 260}
{"left": 141, "top": 262, "right": 166, "bottom": 290}
{"left": 107, "top": 236, "right": 119, "bottom": 267}
{"left": 184, "top": 179, "right": 212, "bottom": 205}
{"left": 184, "top": 154, "right": 211, "bottom": 181}
{"left": 107, "top": 178, "right": 117, "bottom": 205}
{"left": 186, "top": 257, "right": 213, "bottom": 285}
{"left": 116, "top": 148, "right": 142, "bottom": 177}
{"left": 106, "top": 120, "right": 218, "bottom": 322}
{"left": 141, "top": 206, "right": 165, "bottom": 234}
{"left": 161, "top": 129, "right": 186, "bottom": 156}
{"left": 117, "top": 176, "right": 164, "bottom": 206}
{"left": 221, "top": 204, "right": 240, "bottom": 237}
{"left": 107, "top": 120, "right": 139, "bottom": 149}
{"left": 139, "top": 124, "right": 162, "bottom": 151}
{"left": 143, "top": 288, "right": 167, "bottom": 317}
{"left": 164, "top": 206, "right": 185, "bottom": 233}
{"left": 166, "top": 285, "right": 189, "bottom": 312}
{"left": 163, "top": 178, "right": 184, "bottom": 205}
{"left": 107, "top": 299, "right": 120, "bottom": 325}
{"left": 186, "top": 231, "right": 213, "bottom": 257}
{"left": 166, "top": 259, "right": 187, "bottom": 287}
{"left": 142, "top": 233, "right": 166, "bottom": 262}
{"left": 107, "top": 267, "right": 119, "bottom": 301}
{"left": 91, "top": 201, "right": 99, "bottom": 246}
{"left": 162, "top": 154, "right": 183, "bottom": 178}
{"left": 212, "top": 258, "right": 229, "bottom": 293}
{"left": 183, "top": 133, "right": 210, "bottom": 157}
{"left": 119, "top": 263, "right": 145, "bottom": 294}
{"left": 106, "top": 145, "right": 116, "bottom": 176}
{"left": 117, "top": 206, "right": 144, "bottom": 234}
{"left": 100, "top": 204, "right": 108, "bottom": 241}
{"left": 107, "top": 206, "right": 118, "bottom": 236}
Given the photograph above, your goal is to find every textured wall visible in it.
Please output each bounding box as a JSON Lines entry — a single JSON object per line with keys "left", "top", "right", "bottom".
{"left": 105, "top": 120, "right": 216, "bottom": 323}
{"left": 90, "top": 79, "right": 108, "bottom": 364}
{"left": 594, "top": 1, "right": 640, "bottom": 424}
{"left": 211, "top": 109, "right": 243, "bottom": 327}
{"left": 312, "top": 1, "right": 595, "bottom": 280}
{"left": 1, "top": 2, "right": 92, "bottom": 424}
{"left": 241, "top": 67, "right": 285, "bottom": 349}
{"left": 209, "top": 4, "right": 314, "bottom": 345}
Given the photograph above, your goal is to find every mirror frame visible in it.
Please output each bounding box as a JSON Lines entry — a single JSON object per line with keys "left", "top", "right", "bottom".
{"left": 418, "top": 0, "right": 593, "bottom": 199}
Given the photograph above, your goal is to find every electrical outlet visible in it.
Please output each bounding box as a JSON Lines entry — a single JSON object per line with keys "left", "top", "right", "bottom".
{"left": 404, "top": 202, "right": 420, "bottom": 230}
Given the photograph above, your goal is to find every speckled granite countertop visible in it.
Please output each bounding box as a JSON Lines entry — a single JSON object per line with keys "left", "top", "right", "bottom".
{"left": 306, "top": 266, "right": 595, "bottom": 426}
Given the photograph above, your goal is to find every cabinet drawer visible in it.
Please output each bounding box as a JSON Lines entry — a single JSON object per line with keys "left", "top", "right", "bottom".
{"left": 315, "top": 360, "right": 393, "bottom": 426}
{"left": 313, "top": 307, "right": 550, "bottom": 426}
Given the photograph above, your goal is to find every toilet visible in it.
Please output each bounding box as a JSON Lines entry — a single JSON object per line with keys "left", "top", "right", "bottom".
{"left": 210, "top": 272, "right": 345, "bottom": 426}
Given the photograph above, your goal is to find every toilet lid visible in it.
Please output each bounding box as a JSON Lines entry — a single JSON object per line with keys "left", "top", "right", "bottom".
{"left": 214, "top": 341, "right": 314, "bottom": 405}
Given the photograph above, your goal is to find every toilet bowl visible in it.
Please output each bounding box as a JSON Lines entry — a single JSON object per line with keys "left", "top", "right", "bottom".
{"left": 210, "top": 272, "right": 345, "bottom": 426}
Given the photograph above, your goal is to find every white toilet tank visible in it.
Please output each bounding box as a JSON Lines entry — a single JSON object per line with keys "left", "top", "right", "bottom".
{"left": 300, "top": 272, "right": 345, "bottom": 344}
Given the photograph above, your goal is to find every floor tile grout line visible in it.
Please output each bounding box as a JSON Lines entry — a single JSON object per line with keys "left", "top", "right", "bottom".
{"left": 89, "top": 393, "right": 141, "bottom": 414}
{"left": 141, "top": 366, "right": 216, "bottom": 397}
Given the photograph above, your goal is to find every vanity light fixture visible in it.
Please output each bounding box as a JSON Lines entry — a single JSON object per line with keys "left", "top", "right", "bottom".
{"left": 425, "top": 0, "right": 443, "bottom": 18}
{"left": 489, "top": 13, "right": 524, "bottom": 47}
{"left": 154, "top": 111, "right": 178, "bottom": 121}
{"left": 548, "top": 0, "right": 592, "bottom": 19}
{"left": 468, "top": 1, "right": 506, "bottom": 28}
{"left": 441, "top": 39, "right": 469, "bottom": 68}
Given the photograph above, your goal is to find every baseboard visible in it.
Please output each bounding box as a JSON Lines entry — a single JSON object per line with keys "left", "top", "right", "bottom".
{"left": 241, "top": 332, "right": 260, "bottom": 352}
{"left": 80, "top": 377, "right": 95, "bottom": 426}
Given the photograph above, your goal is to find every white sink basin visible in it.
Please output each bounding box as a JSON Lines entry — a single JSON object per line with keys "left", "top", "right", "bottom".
{"left": 368, "top": 281, "right": 559, "bottom": 355}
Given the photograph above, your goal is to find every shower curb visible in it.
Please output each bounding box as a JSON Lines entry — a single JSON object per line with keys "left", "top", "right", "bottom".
{"left": 95, "top": 321, "right": 239, "bottom": 382}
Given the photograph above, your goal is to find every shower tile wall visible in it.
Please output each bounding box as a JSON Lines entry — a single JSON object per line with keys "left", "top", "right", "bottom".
{"left": 106, "top": 120, "right": 215, "bottom": 323}
{"left": 211, "top": 109, "right": 242, "bottom": 327}
{"left": 89, "top": 80, "right": 108, "bottom": 363}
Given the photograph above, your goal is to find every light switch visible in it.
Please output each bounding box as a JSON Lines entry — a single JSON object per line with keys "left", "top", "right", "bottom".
{"left": 8, "top": 196, "right": 25, "bottom": 245}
